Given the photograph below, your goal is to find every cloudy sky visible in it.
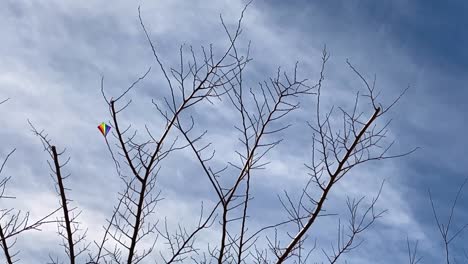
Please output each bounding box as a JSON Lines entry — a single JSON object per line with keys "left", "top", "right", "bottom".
{"left": 1, "top": 0, "right": 468, "bottom": 263}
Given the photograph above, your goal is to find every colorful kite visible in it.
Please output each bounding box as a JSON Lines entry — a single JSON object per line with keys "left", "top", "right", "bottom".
{"left": 97, "top": 122, "right": 111, "bottom": 137}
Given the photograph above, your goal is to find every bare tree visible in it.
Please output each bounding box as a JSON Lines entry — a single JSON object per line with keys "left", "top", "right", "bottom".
{"left": 403, "top": 177, "right": 468, "bottom": 264}
{"left": 407, "top": 237, "right": 422, "bottom": 264}
{"left": 0, "top": 2, "right": 414, "bottom": 264}
{"left": 28, "top": 121, "right": 90, "bottom": 264}
{"left": 0, "top": 100, "right": 60, "bottom": 264}
{"left": 425, "top": 178, "right": 468, "bottom": 264}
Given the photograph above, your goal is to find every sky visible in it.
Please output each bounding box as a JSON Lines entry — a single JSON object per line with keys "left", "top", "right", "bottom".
{"left": 1, "top": 0, "right": 468, "bottom": 263}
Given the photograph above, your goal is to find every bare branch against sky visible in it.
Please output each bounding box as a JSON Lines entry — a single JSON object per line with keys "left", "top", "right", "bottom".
{"left": 14, "top": 1, "right": 468, "bottom": 263}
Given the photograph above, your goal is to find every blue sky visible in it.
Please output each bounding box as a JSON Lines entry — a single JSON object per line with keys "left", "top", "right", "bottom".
{"left": 1, "top": 0, "right": 468, "bottom": 263}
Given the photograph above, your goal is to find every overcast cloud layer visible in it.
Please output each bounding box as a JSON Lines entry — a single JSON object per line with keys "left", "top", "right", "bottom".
{"left": 1, "top": 0, "right": 468, "bottom": 263}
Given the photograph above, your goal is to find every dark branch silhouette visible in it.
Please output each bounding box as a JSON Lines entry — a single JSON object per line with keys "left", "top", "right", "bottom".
{"left": 29, "top": 121, "right": 89, "bottom": 264}
{"left": 0, "top": 100, "right": 60, "bottom": 263}
{"left": 0, "top": 2, "right": 414, "bottom": 263}
{"left": 429, "top": 178, "right": 468, "bottom": 264}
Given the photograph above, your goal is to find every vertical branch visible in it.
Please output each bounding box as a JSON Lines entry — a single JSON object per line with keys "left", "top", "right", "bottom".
{"left": 29, "top": 122, "right": 88, "bottom": 264}
{"left": 217, "top": 59, "right": 313, "bottom": 263}
{"left": 51, "top": 146, "right": 76, "bottom": 264}
{"left": 0, "top": 147, "right": 61, "bottom": 263}
{"left": 0, "top": 224, "right": 13, "bottom": 264}
{"left": 107, "top": 3, "right": 257, "bottom": 263}
{"left": 0, "top": 149, "right": 14, "bottom": 264}
{"left": 429, "top": 178, "right": 468, "bottom": 264}
{"left": 407, "top": 238, "right": 422, "bottom": 264}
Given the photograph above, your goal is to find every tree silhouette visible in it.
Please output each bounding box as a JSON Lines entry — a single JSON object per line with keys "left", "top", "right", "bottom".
{"left": 0, "top": 3, "right": 414, "bottom": 264}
